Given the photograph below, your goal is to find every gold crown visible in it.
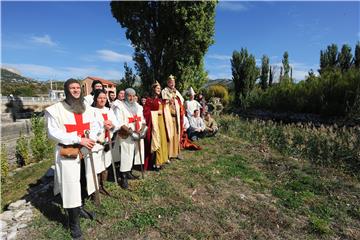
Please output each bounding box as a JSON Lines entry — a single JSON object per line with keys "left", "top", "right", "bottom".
{"left": 152, "top": 80, "right": 161, "bottom": 88}
{"left": 168, "top": 74, "right": 175, "bottom": 81}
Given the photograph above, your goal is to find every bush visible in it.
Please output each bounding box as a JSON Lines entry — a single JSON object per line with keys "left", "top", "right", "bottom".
{"left": 243, "top": 68, "right": 360, "bottom": 117}
{"left": 16, "top": 132, "right": 30, "bottom": 166}
{"left": 218, "top": 115, "right": 360, "bottom": 175}
{"left": 206, "top": 84, "right": 229, "bottom": 106}
{"left": 30, "top": 115, "right": 53, "bottom": 162}
{"left": 1, "top": 144, "right": 9, "bottom": 183}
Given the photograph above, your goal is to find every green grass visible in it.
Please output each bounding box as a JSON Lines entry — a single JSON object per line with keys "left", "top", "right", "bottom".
{"left": 3, "top": 117, "right": 360, "bottom": 239}
{"left": 1, "top": 158, "right": 53, "bottom": 211}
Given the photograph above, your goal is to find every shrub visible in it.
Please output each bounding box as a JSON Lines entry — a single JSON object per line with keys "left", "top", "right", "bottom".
{"left": 30, "top": 115, "right": 53, "bottom": 162}
{"left": 206, "top": 84, "right": 229, "bottom": 106}
{"left": 218, "top": 115, "right": 360, "bottom": 175}
{"left": 16, "top": 132, "right": 30, "bottom": 166}
{"left": 1, "top": 144, "right": 9, "bottom": 183}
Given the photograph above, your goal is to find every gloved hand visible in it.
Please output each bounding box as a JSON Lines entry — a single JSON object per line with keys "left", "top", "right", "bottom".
{"left": 139, "top": 124, "right": 148, "bottom": 139}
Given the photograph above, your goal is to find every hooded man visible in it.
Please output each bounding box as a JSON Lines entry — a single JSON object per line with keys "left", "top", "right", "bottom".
{"left": 84, "top": 80, "right": 104, "bottom": 106}
{"left": 114, "top": 88, "right": 146, "bottom": 189}
{"left": 45, "top": 79, "right": 100, "bottom": 240}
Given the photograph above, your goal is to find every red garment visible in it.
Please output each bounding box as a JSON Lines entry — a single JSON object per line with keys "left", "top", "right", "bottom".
{"left": 143, "top": 97, "right": 164, "bottom": 170}
{"left": 181, "top": 130, "right": 202, "bottom": 150}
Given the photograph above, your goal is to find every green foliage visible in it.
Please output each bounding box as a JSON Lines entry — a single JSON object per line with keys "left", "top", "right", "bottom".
{"left": 354, "top": 41, "right": 360, "bottom": 69}
{"left": 16, "top": 132, "right": 30, "bottom": 166}
{"left": 338, "top": 44, "right": 353, "bottom": 72}
{"left": 206, "top": 84, "right": 229, "bottom": 105}
{"left": 110, "top": 1, "right": 217, "bottom": 92}
{"left": 30, "top": 115, "right": 54, "bottom": 162}
{"left": 231, "top": 48, "right": 259, "bottom": 106}
{"left": 218, "top": 115, "right": 360, "bottom": 175}
{"left": 281, "top": 51, "right": 290, "bottom": 81}
{"left": 117, "top": 62, "right": 137, "bottom": 91}
{"left": 309, "top": 215, "right": 332, "bottom": 234}
{"left": 1, "top": 144, "right": 9, "bottom": 183}
{"left": 320, "top": 44, "right": 338, "bottom": 74}
{"left": 260, "top": 55, "right": 269, "bottom": 90}
{"left": 246, "top": 68, "right": 360, "bottom": 117}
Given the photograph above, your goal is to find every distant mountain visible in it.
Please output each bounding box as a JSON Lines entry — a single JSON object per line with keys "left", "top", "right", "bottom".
{"left": 204, "top": 78, "right": 233, "bottom": 89}
{"left": 1, "top": 68, "right": 37, "bottom": 84}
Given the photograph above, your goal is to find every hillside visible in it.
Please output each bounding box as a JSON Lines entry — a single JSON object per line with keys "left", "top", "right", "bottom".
{"left": 0, "top": 68, "right": 64, "bottom": 97}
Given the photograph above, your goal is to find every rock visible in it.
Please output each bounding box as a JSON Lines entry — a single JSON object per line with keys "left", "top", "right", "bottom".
{"left": 8, "top": 199, "right": 26, "bottom": 210}
{"left": 239, "top": 194, "right": 246, "bottom": 200}
{"left": 0, "top": 210, "right": 14, "bottom": 221}
{"left": 18, "top": 223, "right": 27, "bottom": 229}
{"left": 0, "top": 232, "right": 7, "bottom": 239}
{"left": 45, "top": 165, "right": 55, "bottom": 177}
{"left": 14, "top": 210, "right": 26, "bottom": 219}
{"left": 0, "top": 220, "right": 8, "bottom": 230}
{"left": 7, "top": 229, "right": 17, "bottom": 240}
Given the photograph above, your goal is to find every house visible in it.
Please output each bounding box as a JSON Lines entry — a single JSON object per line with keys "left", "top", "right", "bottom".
{"left": 49, "top": 89, "right": 65, "bottom": 100}
{"left": 82, "top": 76, "right": 117, "bottom": 95}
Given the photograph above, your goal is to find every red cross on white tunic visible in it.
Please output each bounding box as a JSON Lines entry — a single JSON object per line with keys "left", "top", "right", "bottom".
{"left": 128, "top": 115, "right": 141, "bottom": 131}
{"left": 102, "top": 113, "right": 110, "bottom": 141}
{"left": 64, "top": 113, "right": 90, "bottom": 138}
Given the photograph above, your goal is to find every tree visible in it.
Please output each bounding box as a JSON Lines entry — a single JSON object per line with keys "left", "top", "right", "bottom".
{"left": 319, "top": 44, "right": 338, "bottom": 74}
{"left": 260, "top": 55, "right": 270, "bottom": 90}
{"left": 282, "top": 51, "right": 290, "bottom": 82}
{"left": 110, "top": 1, "right": 217, "bottom": 92}
{"left": 118, "top": 62, "right": 136, "bottom": 90}
{"left": 353, "top": 41, "right": 360, "bottom": 69}
{"left": 231, "top": 48, "right": 258, "bottom": 104}
{"left": 269, "top": 66, "right": 274, "bottom": 87}
{"left": 338, "top": 44, "right": 352, "bottom": 72}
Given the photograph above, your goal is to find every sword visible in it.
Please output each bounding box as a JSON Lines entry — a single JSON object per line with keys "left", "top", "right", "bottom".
{"left": 107, "top": 130, "right": 118, "bottom": 184}
{"left": 137, "top": 139, "right": 144, "bottom": 179}
{"left": 85, "top": 130, "right": 100, "bottom": 206}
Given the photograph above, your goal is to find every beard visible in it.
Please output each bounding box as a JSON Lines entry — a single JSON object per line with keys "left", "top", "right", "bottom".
{"left": 63, "top": 94, "right": 85, "bottom": 114}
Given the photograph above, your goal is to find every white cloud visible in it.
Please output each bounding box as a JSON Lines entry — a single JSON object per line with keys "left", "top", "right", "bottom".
{"left": 31, "top": 34, "right": 57, "bottom": 47}
{"left": 207, "top": 54, "right": 231, "bottom": 61}
{"left": 217, "top": 1, "right": 248, "bottom": 12}
{"left": 97, "top": 49, "right": 132, "bottom": 62}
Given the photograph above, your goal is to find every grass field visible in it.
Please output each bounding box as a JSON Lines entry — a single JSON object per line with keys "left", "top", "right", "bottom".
{"left": 3, "top": 117, "right": 360, "bottom": 240}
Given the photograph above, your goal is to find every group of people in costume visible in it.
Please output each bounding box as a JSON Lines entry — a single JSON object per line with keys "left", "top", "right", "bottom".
{"left": 45, "top": 75, "right": 218, "bottom": 239}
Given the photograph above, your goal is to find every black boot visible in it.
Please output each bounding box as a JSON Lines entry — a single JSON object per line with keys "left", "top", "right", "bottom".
{"left": 98, "top": 171, "right": 111, "bottom": 196}
{"left": 119, "top": 172, "right": 128, "bottom": 189}
{"left": 67, "top": 207, "right": 82, "bottom": 240}
{"left": 127, "top": 171, "right": 139, "bottom": 180}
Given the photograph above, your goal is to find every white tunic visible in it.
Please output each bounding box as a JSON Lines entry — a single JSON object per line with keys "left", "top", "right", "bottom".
{"left": 116, "top": 102, "right": 145, "bottom": 172}
{"left": 185, "top": 99, "right": 201, "bottom": 117}
{"left": 189, "top": 116, "right": 205, "bottom": 131}
{"left": 84, "top": 94, "right": 94, "bottom": 106}
{"left": 45, "top": 102, "right": 100, "bottom": 209}
{"left": 92, "top": 107, "right": 121, "bottom": 174}
{"left": 111, "top": 100, "right": 125, "bottom": 163}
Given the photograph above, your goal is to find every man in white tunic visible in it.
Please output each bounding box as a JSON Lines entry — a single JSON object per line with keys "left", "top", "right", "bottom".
{"left": 116, "top": 88, "right": 146, "bottom": 189}
{"left": 91, "top": 89, "right": 120, "bottom": 195}
{"left": 84, "top": 80, "right": 104, "bottom": 106}
{"left": 185, "top": 87, "right": 201, "bottom": 118}
{"left": 45, "top": 79, "right": 100, "bottom": 240}
{"left": 188, "top": 109, "right": 206, "bottom": 141}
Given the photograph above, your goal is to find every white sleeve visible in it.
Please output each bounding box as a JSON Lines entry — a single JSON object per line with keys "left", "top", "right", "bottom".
{"left": 45, "top": 111, "right": 81, "bottom": 145}
{"left": 109, "top": 109, "right": 120, "bottom": 132}
{"left": 199, "top": 118, "right": 205, "bottom": 131}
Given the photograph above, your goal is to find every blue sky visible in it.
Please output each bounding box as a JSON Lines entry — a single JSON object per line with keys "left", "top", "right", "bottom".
{"left": 1, "top": 1, "right": 359, "bottom": 82}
